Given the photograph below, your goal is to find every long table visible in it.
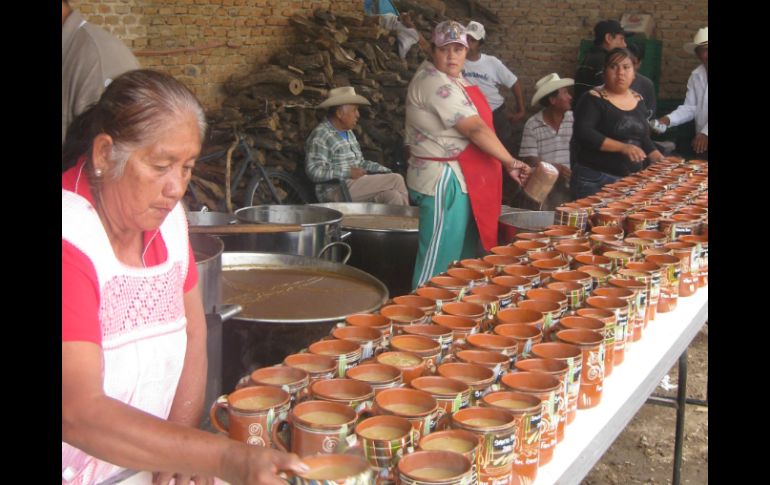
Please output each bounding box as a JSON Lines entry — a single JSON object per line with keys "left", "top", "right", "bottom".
{"left": 534, "top": 286, "right": 708, "bottom": 485}
{"left": 99, "top": 288, "right": 708, "bottom": 485}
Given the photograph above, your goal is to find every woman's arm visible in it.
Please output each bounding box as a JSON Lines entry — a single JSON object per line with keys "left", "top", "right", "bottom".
{"left": 454, "top": 114, "right": 531, "bottom": 185}
{"left": 154, "top": 283, "right": 210, "bottom": 484}
{"left": 62, "top": 341, "right": 307, "bottom": 484}
{"left": 509, "top": 82, "right": 526, "bottom": 123}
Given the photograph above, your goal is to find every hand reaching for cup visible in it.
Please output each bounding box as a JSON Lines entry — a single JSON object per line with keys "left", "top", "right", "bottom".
{"left": 621, "top": 143, "right": 647, "bottom": 163}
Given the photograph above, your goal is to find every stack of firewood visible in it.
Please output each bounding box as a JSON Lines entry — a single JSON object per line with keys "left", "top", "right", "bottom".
{"left": 189, "top": 0, "right": 499, "bottom": 210}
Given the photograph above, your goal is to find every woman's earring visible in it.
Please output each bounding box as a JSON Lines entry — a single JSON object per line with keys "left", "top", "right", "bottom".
{"left": 94, "top": 168, "right": 103, "bottom": 177}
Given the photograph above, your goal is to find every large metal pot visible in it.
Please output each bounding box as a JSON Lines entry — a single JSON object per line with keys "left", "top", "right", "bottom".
{"left": 312, "top": 202, "right": 419, "bottom": 297}
{"left": 233, "top": 205, "right": 349, "bottom": 261}
{"left": 189, "top": 233, "right": 243, "bottom": 430}
{"left": 189, "top": 233, "right": 224, "bottom": 314}
{"left": 498, "top": 210, "right": 556, "bottom": 244}
{"left": 187, "top": 210, "right": 243, "bottom": 251}
{"left": 220, "top": 252, "right": 389, "bottom": 392}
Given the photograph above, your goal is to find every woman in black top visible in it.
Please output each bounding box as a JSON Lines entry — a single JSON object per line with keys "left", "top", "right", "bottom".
{"left": 570, "top": 48, "right": 664, "bottom": 198}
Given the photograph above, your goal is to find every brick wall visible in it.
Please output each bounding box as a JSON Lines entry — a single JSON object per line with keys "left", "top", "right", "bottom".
{"left": 69, "top": 0, "right": 364, "bottom": 111}
{"left": 68, "top": 0, "right": 706, "bottom": 114}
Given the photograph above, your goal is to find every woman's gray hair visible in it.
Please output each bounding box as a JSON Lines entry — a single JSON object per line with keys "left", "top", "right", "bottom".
{"left": 62, "top": 69, "right": 207, "bottom": 177}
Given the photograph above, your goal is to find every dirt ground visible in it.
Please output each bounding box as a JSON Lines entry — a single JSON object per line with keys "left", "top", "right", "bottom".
{"left": 583, "top": 325, "right": 708, "bottom": 485}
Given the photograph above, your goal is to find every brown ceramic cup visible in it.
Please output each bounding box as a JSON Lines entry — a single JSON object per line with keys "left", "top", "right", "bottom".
{"left": 272, "top": 400, "right": 357, "bottom": 457}
{"left": 284, "top": 353, "right": 337, "bottom": 383}
{"left": 481, "top": 391, "right": 543, "bottom": 484}
{"left": 374, "top": 387, "right": 439, "bottom": 444}
{"left": 493, "top": 324, "right": 543, "bottom": 361}
{"left": 397, "top": 450, "right": 473, "bottom": 485}
{"left": 556, "top": 329, "right": 606, "bottom": 410}
{"left": 210, "top": 385, "right": 291, "bottom": 447}
{"left": 500, "top": 372, "right": 561, "bottom": 466}
{"left": 530, "top": 342, "right": 582, "bottom": 426}
{"left": 512, "top": 358, "right": 568, "bottom": 444}
{"left": 437, "top": 362, "right": 496, "bottom": 407}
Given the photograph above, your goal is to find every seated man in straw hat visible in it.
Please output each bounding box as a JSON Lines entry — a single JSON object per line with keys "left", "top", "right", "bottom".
{"left": 518, "top": 73, "right": 575, "bottom": 210}
{"left": 305, "top": 87, "right": 409, "bottom": 205}
{"left": 652, "top": 27, "right": 708, "bottom": 159}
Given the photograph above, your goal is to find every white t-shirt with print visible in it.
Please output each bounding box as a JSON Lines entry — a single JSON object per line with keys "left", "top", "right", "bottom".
{"left": 462, "top": 54, "right": 517, "bottom": 111}
{"left": 406, "top": 60, "right": 479, "bottom": 195}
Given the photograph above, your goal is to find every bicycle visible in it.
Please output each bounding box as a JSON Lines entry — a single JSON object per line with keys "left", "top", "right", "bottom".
{"left": 187, "top": 134, "right": 312, "bottom": 211}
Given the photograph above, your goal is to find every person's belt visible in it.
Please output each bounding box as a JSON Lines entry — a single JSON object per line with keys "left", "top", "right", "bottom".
{"left": 412, "top": 154, "right": 457, "bottom": 162}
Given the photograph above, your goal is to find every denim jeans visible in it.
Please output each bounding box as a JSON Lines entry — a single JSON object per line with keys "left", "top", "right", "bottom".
{"left": 570, "top": 164, "right": 621, "bottom": 199}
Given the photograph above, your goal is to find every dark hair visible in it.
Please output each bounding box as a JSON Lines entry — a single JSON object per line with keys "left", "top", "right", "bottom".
{"left": 539, "top": 92, "right": 555, "bottom": 108}
{"left": 62, "top": 69, "right": 206, "bottom": 175}
{"left": 627, "top": 42, "right": 645, "bottom": 62}
{"left": 604, "top": 47, "right": 633, "bottom": 69}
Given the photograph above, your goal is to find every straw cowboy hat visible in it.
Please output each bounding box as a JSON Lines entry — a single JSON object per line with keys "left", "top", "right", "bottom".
{"left": 683, "top": 27, "right": 708, "bottom": 54}
{"left": 317, "top": 86, "right": 371, "bottom": 108}
{"left": 531, "top": 73, "right": 574, "bottom": 107}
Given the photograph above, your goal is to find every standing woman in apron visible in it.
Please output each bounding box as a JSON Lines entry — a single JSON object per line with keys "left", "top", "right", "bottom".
{"left": 405, "top": 21, "right": 532, "bottom": 289}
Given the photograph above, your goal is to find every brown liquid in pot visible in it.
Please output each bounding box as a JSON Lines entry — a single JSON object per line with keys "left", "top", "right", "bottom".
{"left": 223, "top": 267, "right": 382, "bottom": 321}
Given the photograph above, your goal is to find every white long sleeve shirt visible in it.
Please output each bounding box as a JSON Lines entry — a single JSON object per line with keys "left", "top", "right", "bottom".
{"left": 666, "top": 64, "right": 708, "bottom": 136}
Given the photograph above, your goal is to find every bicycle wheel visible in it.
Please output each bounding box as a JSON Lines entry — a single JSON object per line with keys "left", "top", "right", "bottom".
{"left": 242, "top": 168, "right": 312, "bottom": 207}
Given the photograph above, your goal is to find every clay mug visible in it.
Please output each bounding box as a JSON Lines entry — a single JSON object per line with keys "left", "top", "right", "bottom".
{"left": 309, "top": 378, "right": 374, "bottom": 415}
{"left": 373, "top": 387, "right": 439, "bottom": 444}
{"left": 493, "top": 324, "right": 543, "bottom": 361}
{"left": 248, "top": 365, "right": 310, "bottom": 407}
{"left": 284, "top": 353, "right": 336, "bottom": 383}
{"left": 376, "top": 351, "right": 428, "bottom": 386}
{"left": 210, "top": 385, "right": 291, "bottom": 447}
{"left": 355, "top": 414, "right": 414, "bottom": 478}
{"left": 530, "top": 342, "right": 583, "bottom": 426}
{"left": 500, "top": 371, "right": 562, "bottom": 466}
{"left": 437, "top": 362, "right": 497, "bottom": 407}
{"left": 292, "top": 453, "right": 373, "bottom": 485}
{"left": 556, "top": 329, "right": 605, "bottom": 410}
{"left": 450, "top": 406, "right": 518, "bottom": 485}
{"left": 481, "top": 392, "right": 542, "bottom": 485}
{"left": 345, "top": 363, "right": 403, "bottom": 396}
{"left": 511, "top": 358, "right": 568, "bottom": 444}
{"left": 575, "top": 308, "right": 617, "bottom": 378}
{"left": 397, "top": 450, "right": 473, "bottom": 485}
{"left": 272, "top": 400, "right": 357, "bottom": 457}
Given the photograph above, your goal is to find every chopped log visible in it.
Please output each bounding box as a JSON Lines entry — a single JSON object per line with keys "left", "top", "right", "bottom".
{"left": 332, "top": 73, "right": 351, "bottom": 87}
{"left": 335, "top": 12, "right": 365, "bottom": 27}
{"left": 188, "top": 182, "right": 220, "bottom": 212}
{"left": 287, "top": 66, "right": 305, "bottom": 76}
{"left": 248, "top": 135, "right": 282, "bottom": 152}
{"left": 271, "top": 51, "right": 327, "bottom": 72}
{"left": 360, "top": 119, "right": 399, "bottom": 147}
{"left": 422, "top": 0, "right": 447, "bottom": 16}
{"left": 290, "top": 44, "right": 320, "bottom": 56}
{"left": 290, "top": 15, "right": 322, "bottom": 38}
{"left": 393, "top": 0, "right": 438, "bottom": 19}
{"left": 329, "top": 44, "right": 365, "bottom": 75}
{"left": 351, "top": 85, "right": 384, "bottom": 104}
{"left": 301, "top": 85, "right": 329, "bottom": 97}
{"left": 225, "top": 66, "right": 304, "bottom": 96}
{"left": 368, "top": 72, "right": 407, "bottom": 86}
{"left": 346, "top": 26, "right": 388, "bottom": 41}
{"left": 264, "top": 150, "right": 298, "bottom": 172}
{"left": 313, "top": 10, "right": 336, "bottom": 23}
{"left": 245, "top": 113, "right": 280, "bottom": 131}
{"left": 345, "top": 41, "right": 385, "bottom": 73}
{"left": 219, "top": 107, "right": 245, "bottom": 124}
{"left": 352, "top": 78, "right": 379, "bottom": 89}
{"left": 302, "top": 70, "right": 329, "bottom": 87}
{"left": 192, "top": 175, "right": 225, "bottom": 200}
{"left": 321, "top": 52, "right": 334, "bottom": 84}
